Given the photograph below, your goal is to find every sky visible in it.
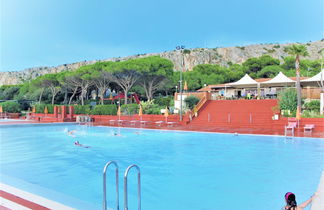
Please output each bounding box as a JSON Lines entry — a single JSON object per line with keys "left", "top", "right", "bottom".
{"left": 0, "top": 0, "right": 323, "bottom": 72}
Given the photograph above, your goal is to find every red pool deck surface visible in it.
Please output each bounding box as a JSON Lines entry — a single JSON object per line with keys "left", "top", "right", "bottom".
{"left": 91, "top": 121, "right": 324, "bottom": 138}
{"left": 0, "top": 190, "right": 49, "bottom": 210}
{"left": 1, "top": 119, "right": 324, "bottom": 138}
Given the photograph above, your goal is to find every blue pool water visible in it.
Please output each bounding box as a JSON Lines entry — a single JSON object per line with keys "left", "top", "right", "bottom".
{"left": 0, "top": 124, "right": 323, "bottom": 210}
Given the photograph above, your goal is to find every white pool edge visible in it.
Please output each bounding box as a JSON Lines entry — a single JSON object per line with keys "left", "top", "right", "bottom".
{"left": 0, "top": 182, "right": 75, "bottom": 210}
{"left": 311, "top": 171, "right": 324, "bottom": 210}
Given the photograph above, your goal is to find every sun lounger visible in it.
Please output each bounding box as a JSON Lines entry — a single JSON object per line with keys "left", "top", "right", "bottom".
{"left": 304, "top": 124, "right": 315, "bottom": 133}
{"left": 140, "top": 121, "right": 148, "bottom": 126}
{"left": 117, "top": 120, "right": 124, "bottom": 125}
{"left": 155, "top": 121, "right": 164, "bottom": 126}
{"left": 130, "top": 120, "right": 138, "bottom": 126}
{"left": 167, "top": 122, "right": 177, "bottom": 127}
{"left": 109, "top": 119, "right": 116, "bottom": 125}
{"left": 285, "top": 122, "right": 297, "bottom": 136}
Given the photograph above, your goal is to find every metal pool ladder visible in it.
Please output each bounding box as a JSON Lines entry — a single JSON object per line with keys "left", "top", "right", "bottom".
{"left": 103, "top": 161, "right": 141, "bottom": 210}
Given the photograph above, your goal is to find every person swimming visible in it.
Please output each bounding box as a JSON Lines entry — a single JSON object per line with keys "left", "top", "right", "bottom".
{"left": 74, "top": 141, "right": 90, "bottom": 148}
{"left": 66, "top": 129, "right": 77, "bottom": 137}
{"left": 113, "top": 132, "right": 122, "bottom": 136}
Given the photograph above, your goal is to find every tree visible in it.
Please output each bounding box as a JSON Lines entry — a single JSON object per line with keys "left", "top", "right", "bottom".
{"left": 64, "top": 67, "right": 93, "bottom": 105}
{"left": 184, "top": 95, "right": 200, "bottom": 109}
{"left": 0, "top": 85, "right": 20, "bottom": 100}
{"left": 112, "top": 69, "right": 140, "bottom": 105}
{"left": 92, "top": 70, "right": 112, "bottom": 105}
{"left": 284, "top": 44, "right": 309, "bottom": 116}
{"left": 136, "top": 56, "right": 174, "bottom": 101}
{"left": 243, "top": 55, "right": 280, "bottom": 74}
{"left": 257, "top": 65, "right": 284, "bottom": 78}
{"left": 39, "top": 74, "right": 61, "bottom": 105}
{"left": 62, "top": 74, "right": 81, "bottom": 105}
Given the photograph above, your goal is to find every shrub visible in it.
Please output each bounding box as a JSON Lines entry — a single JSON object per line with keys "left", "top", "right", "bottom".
{"left": 91, "top": 105, "right": 117, "bottom": 115}
{"left": 145, "top": 104, "right": 164, "bottom": 114}
{"left": 184, "top": 96, "right": 200, "bottom": 109}
{"left": 155, "top": 97, "right": 172, "bottom": 107}
{"left": 34, "top": 104, "right": 56, "bottom": 114}
{"left": 0, "top": 101, "right": 21, "bottom": 113}
{"left": 35, "top": 104, "right": 46, "bottom": 113}
{"left": 121, "top": 104, "right": 139, "bottom": 115}
{"left": 278, "top": 89, "right": 297, "bottom": 111}
{"left": 302, "top": 110, "right": 324, "bottom": 118}
{"left": 304, "top": 100, "right": 320, "bottom": 111}
{"left": 183, "top": 49, "right": 191, "bottom": 54}
{"left": 17, "top": 100, "right": 32, "bottom": 111}
{"left": 73, "top": 105, "right": 91, "bottom": 115}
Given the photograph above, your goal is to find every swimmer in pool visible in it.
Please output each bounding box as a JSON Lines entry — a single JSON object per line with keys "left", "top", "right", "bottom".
{"left": 66, "top": 129, "right": 77, "bottom": 137}
{"left": 74, "top": 141, "right": 90, "bottom": 148}
{"left": 113, "top": 132, "right": 122, "bottom": 136}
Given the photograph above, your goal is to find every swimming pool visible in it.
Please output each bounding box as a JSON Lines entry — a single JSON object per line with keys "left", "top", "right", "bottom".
{"left": 1, "top": 124, "right": 323, "bottom": 209}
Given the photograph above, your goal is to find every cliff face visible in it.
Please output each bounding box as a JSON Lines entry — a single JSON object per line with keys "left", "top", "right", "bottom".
{"left": 1, "top": 40, "right": 323, "bottom": 85}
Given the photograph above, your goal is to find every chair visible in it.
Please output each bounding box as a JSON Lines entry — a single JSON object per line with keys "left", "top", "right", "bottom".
{"left": 140, "top": 121, "right": 148, "bottom": 126}
{"left": 167, "top": 122, "right": 177, "bottom": 127}
{"left": 130, "top": 120, "right": 138, "bottom": 126}
{"left": 304, "top": 124, "right": 315, "bottom": 133}
{"left": 285, "top": 122, "right": 297, "bottom": 137}
{"left": 155, "top": 121, "right": 164, "bottom": 126}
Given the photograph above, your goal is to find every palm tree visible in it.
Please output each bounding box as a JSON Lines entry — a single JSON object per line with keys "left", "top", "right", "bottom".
{"left": 284, "top": 44, "right": 309, "bottom": 117}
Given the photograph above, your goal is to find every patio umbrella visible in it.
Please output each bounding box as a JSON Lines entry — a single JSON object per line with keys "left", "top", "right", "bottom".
{"left": 138, "top": 104, "right": 143, "bottom": 121}
{"left": 0, "top": 106, "right": 3, "bottom": 113}
{"left": 44, "top": 106, "right": 48, "bottom": 114}
{"left": 183, "top": 81, "right": 188, "bottom": 91}
{"left": 32, "top": 106, "right": 36, "bottom": 113}
{"left": 164, "top": 106, "right": 169, "bottom": 122}
{"left": 117, "top": 105, "right": 121, "bottom": 120}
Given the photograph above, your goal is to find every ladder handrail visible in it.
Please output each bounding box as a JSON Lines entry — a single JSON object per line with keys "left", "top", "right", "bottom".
{"left": 103, "top": 161, "right": 119, "bottom": 210}
{"left": 124, "top": 164, "right": 141, "bottom": 210}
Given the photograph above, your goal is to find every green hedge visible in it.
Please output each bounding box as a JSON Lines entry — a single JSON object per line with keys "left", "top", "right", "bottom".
{"left": 145, "top": 104, "right": 164, "bottom": 114}
{"left": 91, "top": 105, "right": 117, "bottom": 115}
{"left": 304, "top": 100, "right": 320, "bottom": 111}
{"left": 121, "top": 104, "right": 139, "bottom": 115}
{"left": 184, "top": 95, "right": 200, "bottom": 109}
{"left": 278, "top": 88, "right": 297, "bottom": 111}
{"left": 73, "top": 105, "right": 91, "bottom": 115}
{"left": 0, "top": 101, "right": 21, "bottom": 113}
{"left": 35, "top": 104, "right": 57, "bottom": 114}
{"left": 155, "top": 97, "right": 172, "bottom": 107}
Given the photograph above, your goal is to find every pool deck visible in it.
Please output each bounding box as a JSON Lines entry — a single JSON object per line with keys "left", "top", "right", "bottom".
{"left": 0, "top": 183, "right": 75, "bottom": 210}
{"left": 1, "top": 120, "right": 323, "bottom": 138}
{"left": 91, "top": 121, "right": 324, "bottom": 138}
{"left": 311, "top": 171, "right": 324, "bottom": 210}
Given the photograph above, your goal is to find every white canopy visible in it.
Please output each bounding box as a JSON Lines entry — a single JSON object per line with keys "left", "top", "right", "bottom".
{"left": 229, "top": 74, "right": 258, "bottom": 86}
{"left": 301, "top": 70, "right": 324, "bottom": 82}
{"left": 261, "top": 72, "right": 295, "bottom": 85}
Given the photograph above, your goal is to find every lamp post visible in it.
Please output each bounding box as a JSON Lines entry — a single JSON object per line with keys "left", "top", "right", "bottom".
{"left": 176, "top": 45, "right": 185, "bottom": 121}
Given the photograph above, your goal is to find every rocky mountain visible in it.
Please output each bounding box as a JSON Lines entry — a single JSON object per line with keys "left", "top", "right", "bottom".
{"left": 1, "top": 40, "right": 323, "bottom": 85}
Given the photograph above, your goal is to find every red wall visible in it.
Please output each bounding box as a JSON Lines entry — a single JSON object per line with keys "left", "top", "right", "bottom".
{"left": 87, "top": 114, "right": 179, "bottom": 123}
{"left": 189, "top": 99, "right": 324, "bottom": 131}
